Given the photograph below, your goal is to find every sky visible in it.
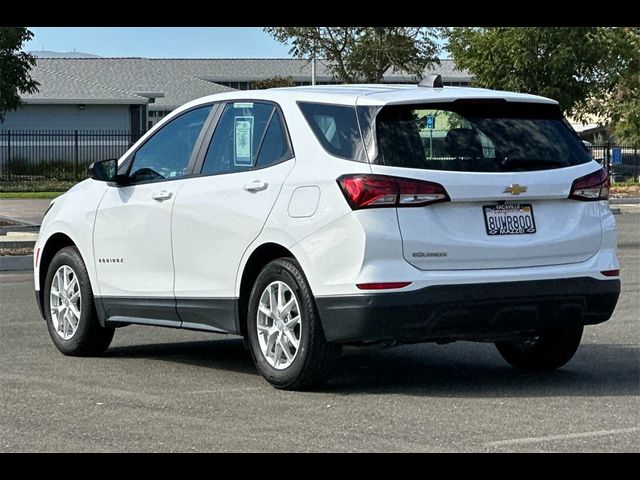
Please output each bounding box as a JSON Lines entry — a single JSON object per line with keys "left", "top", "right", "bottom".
{"left": 25, "top": 27, "right": 293, "bottom": 58}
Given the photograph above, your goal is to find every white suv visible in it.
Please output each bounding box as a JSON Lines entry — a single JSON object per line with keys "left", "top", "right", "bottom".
{"left": 34, "top": 79, "right": 621, "bottom": 390}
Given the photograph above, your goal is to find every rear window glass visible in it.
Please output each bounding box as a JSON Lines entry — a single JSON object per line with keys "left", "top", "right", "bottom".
{"left": 298, "top": 102, "right": 366, "bottom": 161}
{"left": 373, "top": 101, "right": 592, "bottom": 172}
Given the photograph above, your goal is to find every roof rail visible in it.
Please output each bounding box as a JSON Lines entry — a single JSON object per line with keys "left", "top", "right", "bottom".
{"left": 418, "top": 74, "right": 443, "bottom": 89}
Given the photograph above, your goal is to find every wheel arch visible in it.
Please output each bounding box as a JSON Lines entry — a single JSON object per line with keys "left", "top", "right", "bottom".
{"left": 37, "top": 232, "right": 79, "bottom": 318}
{"left": 236, "top": 242, "right": 297, "bottom": 339}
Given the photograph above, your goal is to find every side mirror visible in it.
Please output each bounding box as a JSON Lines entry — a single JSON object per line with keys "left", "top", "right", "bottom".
{"left": 88, "top": 159, "right": 118, "bottom": 182}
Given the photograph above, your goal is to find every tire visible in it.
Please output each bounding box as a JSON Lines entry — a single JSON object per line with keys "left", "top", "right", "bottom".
{"left": 44, "top": 246, "right": 115, "bottom": 356}
{"left": 246, "top": 258, "right": 341, "bottom": 390}
{"left": 495, "top": 326, "right": 584, "bottom": 371}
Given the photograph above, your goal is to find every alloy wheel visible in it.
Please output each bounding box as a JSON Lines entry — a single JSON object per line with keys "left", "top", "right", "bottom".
{"left": 256, "top": 281, "right": 302, "bottom": 370}
{"left": 50, "top": 265, "right": 82, "bottom": 340}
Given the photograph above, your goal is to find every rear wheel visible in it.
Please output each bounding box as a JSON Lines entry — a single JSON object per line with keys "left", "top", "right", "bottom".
{"left": 247, "top": 258, "right": 341, "bottom": 390}
{"left": 495, "top": 326, "right": 583, "bottom": 371}
{"left": 44, "top": 246, "right": 114, "bottom": 356}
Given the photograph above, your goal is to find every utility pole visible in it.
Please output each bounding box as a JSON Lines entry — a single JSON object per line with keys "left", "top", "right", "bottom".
{"left": 311, "top": 37, "right": 317, "bottom": 86}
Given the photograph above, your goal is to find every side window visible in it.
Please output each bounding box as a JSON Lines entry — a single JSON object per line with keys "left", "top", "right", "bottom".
{"left": 128, "top": 105, "right": 212, "bottom": 183}
{"left": 255, "top": 112, "right": 292, "bottom": 169}
{"left": 201, "top": 102, "right": 285, "bottom": 175}
{"left": 298, "top": 102, "right": 365, "bottom": 161}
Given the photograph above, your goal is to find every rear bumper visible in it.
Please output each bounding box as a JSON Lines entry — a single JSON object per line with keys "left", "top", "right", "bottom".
{"left": 315, "top": 277, "right": 620, "bottom": 344}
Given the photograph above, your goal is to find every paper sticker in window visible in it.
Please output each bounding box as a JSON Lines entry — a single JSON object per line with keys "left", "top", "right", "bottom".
{"left": 234, "top": 116, "right": 254, "bottom": 166}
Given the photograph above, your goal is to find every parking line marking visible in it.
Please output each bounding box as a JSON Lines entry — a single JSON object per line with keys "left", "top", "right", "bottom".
{"left": 486, "top": 427, "right": 640, "bottom": 447}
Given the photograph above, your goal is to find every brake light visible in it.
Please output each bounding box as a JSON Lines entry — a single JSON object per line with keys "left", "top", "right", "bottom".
{"left": 337, "top": 174, "right": 450, "bottom": 210}
{"left": 569, "top": 169, "right": 609, "bottom": 201}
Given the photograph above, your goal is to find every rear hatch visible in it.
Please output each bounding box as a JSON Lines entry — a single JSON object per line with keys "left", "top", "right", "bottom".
{"left": 366, "top": 100, "right": 604, "bottom": 271}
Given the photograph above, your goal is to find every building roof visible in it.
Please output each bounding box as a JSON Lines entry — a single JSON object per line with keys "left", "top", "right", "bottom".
{"left": 22, "top": 58, "right": 472, "bottom": 110}
{"left": 150, "top": 58, "right": 471, "bottom": 83}
{"left": 24, "top": 58, "right": 236, "bottom": 109}
{"left": 23, "top": 66, "right": 148, "bottom": 105}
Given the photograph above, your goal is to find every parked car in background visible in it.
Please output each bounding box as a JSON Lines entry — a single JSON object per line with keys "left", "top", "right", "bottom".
{"left": 33, "top": 80, "right": 621, "bottom": 390}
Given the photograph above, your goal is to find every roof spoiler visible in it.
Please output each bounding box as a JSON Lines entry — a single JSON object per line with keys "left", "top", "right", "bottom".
{"left": 418, "top": 74, "right": 443, "bottom": 89}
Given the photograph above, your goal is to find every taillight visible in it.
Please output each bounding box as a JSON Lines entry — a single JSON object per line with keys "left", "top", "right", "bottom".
{"left": 337, "top": 174, "right": 450, "bottom": 210}
{"left": 569, "top": 169, "right": 609, "bottom": 201}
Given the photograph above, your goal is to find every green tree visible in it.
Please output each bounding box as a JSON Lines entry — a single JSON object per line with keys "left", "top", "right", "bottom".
{"left": 446, "top": 28, "right": 629, "bottom": 120}
{"left": 250, "top": 76, "right": 296, "bottom": 89}
{"left": 265, "top": 27, "right": 441, "bottom": 83}
{"left": 0, "top": 27, "right": 39, "bottom": 122}
{"left": 601, "top": 28, "right": 640, "bottom": 143}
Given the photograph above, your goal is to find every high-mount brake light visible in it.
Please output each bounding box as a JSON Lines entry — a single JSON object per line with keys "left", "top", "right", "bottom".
{"left": 337, "top": 174, "right": 450, "bottom": 210}
{"left": 569, "top": 169, "right": 610, "bottom": 201}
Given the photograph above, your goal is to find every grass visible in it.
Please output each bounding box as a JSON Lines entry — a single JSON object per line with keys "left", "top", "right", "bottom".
{"left": 0, "top": 179, "right": 78, "bottom": 194}
{"left": 0, "top": 192, "right": 62, "bottom": 199}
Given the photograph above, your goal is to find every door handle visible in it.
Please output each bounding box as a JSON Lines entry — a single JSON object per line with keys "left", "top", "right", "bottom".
{"left": 243, "top": 181, "right": 268, "bottom": 193}
{"left": 152, "top": 190, "right": 173, "bottom": 201}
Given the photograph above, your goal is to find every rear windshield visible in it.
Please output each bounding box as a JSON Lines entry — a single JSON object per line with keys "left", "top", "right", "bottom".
{"left": 373, "top": 101, "right": 592, "bottom": 172}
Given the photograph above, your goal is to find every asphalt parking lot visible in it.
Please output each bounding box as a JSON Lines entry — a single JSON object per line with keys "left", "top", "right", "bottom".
{"left": 1, "top": 207, "right": 638, "bottom": 452}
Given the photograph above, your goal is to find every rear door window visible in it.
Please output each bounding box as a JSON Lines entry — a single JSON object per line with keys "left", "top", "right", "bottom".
{"left": 201, "top": 102, "right": 292, "bottom": 175}
{"left": 255, "top": 111, "right": 292, "bottom": 169}
{"left": 373, "top": 101, "right": 592, "bottom": 172}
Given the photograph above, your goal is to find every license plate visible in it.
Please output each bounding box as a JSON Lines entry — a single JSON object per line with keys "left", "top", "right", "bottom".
{"left": 483, "top": 204, "right": 536, "bottom": 236}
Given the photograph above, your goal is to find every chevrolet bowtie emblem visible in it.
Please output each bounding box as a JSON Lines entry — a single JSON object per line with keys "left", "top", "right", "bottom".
{"left": 504, "top": 184, "right": 528, "bottom": 195}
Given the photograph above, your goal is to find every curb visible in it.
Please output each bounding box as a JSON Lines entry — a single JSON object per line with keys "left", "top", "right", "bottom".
{"left": 0, "top": 213, "right": 38, "bottom": 225}
{"left": 0, "top": 255, "right": 33, "bottom": 271}
{"left": 610, "top": 198, "right": 640, "bottom": 204}
{"left": 0, "top": 240, "right": 36, "bottom": 249}
{"left": 0, "top": 225, "right": 40, "bottom": 235}
{"left": 0, "top": 214, "right": 40, "bottom": 235}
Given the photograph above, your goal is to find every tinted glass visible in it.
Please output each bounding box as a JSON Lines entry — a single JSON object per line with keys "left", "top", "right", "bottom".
{"left": 299, "top": 102, "right": 366, "bottom": 161}
{"left": 128, "top": 106, "right": 212, "bottom": 183}
{"left": 255, "top": 112, "right": 291, "bottom": 168}
{"left": 374, "top": 102, "right": 592, "bottom": 172}
{"left": 201, "top": 102, "right": 275, "bottom": 175}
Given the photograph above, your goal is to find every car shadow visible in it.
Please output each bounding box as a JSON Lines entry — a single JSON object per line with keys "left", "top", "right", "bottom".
{"left": 327, "top": 342, "right": 640, "bottom": 398}
{"left": 106, "top": 338, "right": 257, "bottom": 376}
{"left": 105, "top": 339, "right": 639, "bottom": 398}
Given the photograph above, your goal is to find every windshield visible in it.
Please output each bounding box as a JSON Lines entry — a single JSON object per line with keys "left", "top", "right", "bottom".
{"left": 371, "top": 101, "right": 592, "bottom": 172}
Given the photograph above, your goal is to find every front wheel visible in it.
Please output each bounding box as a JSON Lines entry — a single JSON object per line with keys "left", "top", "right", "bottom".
{"left": 495, "top": 326, "right": 584, "bottom": 371}
{"left": 44, "top": 246, "right": 115, "bottom": 356}
{"left": 246, "top": 258, "right": 341, "bottom": 390}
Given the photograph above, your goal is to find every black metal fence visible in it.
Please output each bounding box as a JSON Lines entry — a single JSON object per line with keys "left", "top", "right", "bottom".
{"left": 0, "top": 130, "right": 143, "bottom": 182}
{"left": 0, "top": 130, "right": 638, "bottom": 183}
{"left": 586, "top": 143, "right": 639, "bottom": 183}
